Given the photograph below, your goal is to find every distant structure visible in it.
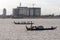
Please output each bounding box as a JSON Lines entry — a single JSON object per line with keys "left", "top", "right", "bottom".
{"left": 29, "top": 8, "right": 41, "bottom": 17}
{"left": 13, "top": 7, "right": 29, "bottom": 17}
{"left": 3, "top": 8, "right": 6, "bottom": 17}
{"left": 13, "top": 3, "right": 41, "bottom": 18}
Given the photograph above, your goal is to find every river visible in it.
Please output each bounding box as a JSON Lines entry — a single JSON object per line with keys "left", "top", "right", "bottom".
{"left": 0, "top": 19, "right": 60, "bottom": 40}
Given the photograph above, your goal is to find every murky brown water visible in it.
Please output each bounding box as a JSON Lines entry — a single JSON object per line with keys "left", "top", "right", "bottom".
{"left": 0, "top": 19, "right": 60, "bottom": 40}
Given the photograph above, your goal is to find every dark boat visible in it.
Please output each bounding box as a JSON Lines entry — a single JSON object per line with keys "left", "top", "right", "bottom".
{"left": 14, "top": 21, "right": 34, "bottom": 24}
{"left": 26, "top": 21, "right": 57, "bottom": 31}
{"left": 26, "top": 26, "right": 57, "bottom": 31}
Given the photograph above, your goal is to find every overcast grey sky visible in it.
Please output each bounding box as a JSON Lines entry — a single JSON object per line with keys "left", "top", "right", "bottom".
{"left": 0, "top": 0, "right": 60, "bottom": 15}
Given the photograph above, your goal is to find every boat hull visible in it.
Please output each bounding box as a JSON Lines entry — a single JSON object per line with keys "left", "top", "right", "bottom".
{"left": 14, "top": 22, "right": 33, "bottom": 25}
{"left": 26, "top": 27, "right": 56, "bottom": 31}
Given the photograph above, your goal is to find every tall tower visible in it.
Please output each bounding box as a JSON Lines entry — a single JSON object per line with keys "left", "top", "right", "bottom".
{"left": 3, "top": 8, "right": 6, "bottom": 16}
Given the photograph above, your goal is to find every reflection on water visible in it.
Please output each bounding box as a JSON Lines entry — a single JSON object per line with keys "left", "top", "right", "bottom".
{"left": 0, "top": 19, "right": 60, "bottom": 40}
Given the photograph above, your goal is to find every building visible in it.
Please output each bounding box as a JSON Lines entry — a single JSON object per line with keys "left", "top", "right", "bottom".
{"left": 3, "top": 8, "right": 6, "bottom": 16}
{"left": 18, "top": 7, "right": 29, "bottom": 16}
{"left": 29, "top": 8, "right": 41, "bottom": 17}
{"left": 13, "top": 8, "right": 19, "bottom": 17}
{"left": 13, "top": 7, "right": 41, "bottom": 18}
{"left": 13, "top": 7, "right": 29, "bottom": 18}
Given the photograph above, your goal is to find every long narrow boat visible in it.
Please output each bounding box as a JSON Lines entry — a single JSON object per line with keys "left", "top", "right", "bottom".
{"left": 26, "top": 21, "right": 57, "bottom": 31}
{"left": 26, "top": 26, "right": 57, "bottom": 31}
{"left": 14, "top": 21, "right": 34, "bottom": 24}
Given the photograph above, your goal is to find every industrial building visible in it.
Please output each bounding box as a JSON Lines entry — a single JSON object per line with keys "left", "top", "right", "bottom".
{"left": 29, "top": 8, "right": 41, "bottom": 17}
{"left": 18, "top": 7, "right": 29, "bottom": 16}
{"left": 13, "top": 8, "right": 19, "bottom": 17}
{"left": 13, "top": 7, "right": 29, "bottom": 17}
{"left": 13, "top": 6, "right": 41, "bottom": 18}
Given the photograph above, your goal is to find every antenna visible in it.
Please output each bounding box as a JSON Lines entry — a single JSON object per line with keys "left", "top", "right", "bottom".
{"left": 20, "top": 2, "right": 21, "bottom": 7}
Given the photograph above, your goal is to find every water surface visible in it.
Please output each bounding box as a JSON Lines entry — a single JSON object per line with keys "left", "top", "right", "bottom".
{"left": 0, "top": 19, "right": 60, "bottom": 40}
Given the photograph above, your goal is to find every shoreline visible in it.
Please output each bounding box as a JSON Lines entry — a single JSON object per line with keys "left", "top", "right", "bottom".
{"left": 0, "top": 17, "right": 60, "bottom": 19}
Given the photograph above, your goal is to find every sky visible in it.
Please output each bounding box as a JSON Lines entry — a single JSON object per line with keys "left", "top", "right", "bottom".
{"left": 0, "top": 0, "right": 60, "bottom": 15}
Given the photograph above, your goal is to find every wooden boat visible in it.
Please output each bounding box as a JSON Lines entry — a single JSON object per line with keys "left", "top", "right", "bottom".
{"left": 26, "top": 21, "right": 57, "bottom": 31}
{"left": 14, "top": 21, "right": 34, "bottom": 24}
{"left": 26, "top": 26, "right": 57, "bottom": 31}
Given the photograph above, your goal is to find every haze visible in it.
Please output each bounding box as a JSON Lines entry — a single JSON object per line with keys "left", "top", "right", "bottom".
{"left": 0, "top": 0, "right": 60, "bottom": 15}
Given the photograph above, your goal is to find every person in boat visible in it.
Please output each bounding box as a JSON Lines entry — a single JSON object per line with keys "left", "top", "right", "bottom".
{"left": 51, "top": 26, "right": 55, "bottom": 29}
{"left": 31, "top": 26, "right": 37, "bottom": 29}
